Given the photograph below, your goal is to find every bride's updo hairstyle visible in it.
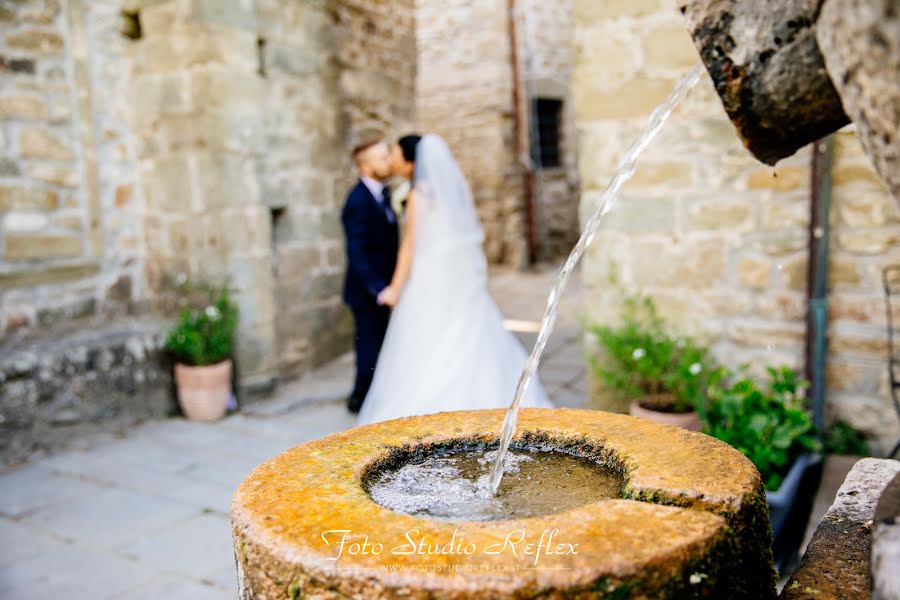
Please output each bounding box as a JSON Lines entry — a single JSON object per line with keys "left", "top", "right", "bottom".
{"left": 398, "top": 134, "right": 422, "bottom": 164}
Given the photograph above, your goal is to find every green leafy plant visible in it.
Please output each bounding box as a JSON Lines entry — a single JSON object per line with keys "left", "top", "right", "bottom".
{"left": 663, "top": 337, "right": 712, "bottom": 413}
{"left": 589, "top": 294, "right": 713, "bottom": 413}
{"left": 824, "top": 421, "right": 869, "bottom": 456}
{"left": 700, "top": 366, "right": 821, "bottom": 491}
{"left": 165, "top": 282, "right": 238, "bottom": 366}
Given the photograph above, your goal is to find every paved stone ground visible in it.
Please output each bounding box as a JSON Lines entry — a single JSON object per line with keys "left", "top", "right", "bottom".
{"left": 0, "top": 264, "right": 588, "bottom": 599}
{"left": 488, "top": 263, "right": 589, "bottom": 409}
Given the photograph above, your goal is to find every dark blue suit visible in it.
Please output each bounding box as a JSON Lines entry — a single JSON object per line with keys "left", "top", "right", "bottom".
{"left": 341, "top": 180, "right": 399, "bottom": 412}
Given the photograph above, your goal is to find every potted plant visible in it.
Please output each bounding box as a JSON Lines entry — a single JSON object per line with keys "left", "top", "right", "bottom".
{"left": 165, "top": 282, "right": 238, "bottom": 422}
{"left": 699, "top": 365, "right": 823, "bottom": 571}
{"left": 590, "top": 295, "right": 711, "bottom": 430}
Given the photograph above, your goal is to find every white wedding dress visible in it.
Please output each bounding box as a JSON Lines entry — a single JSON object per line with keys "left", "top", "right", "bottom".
{"left": 357, "top": 135, "right": 552, "bottom": 425}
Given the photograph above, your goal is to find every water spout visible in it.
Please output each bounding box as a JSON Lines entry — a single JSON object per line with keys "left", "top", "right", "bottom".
{"left": 679, "top": 0, "right": 899, "bottom": 200}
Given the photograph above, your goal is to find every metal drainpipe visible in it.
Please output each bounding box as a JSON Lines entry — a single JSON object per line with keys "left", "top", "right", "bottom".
{"left": 506, "top": 0, "right": 537, "bottom": 265}
{"left": 805, "top": 135, "right": 834, "bottom": 437}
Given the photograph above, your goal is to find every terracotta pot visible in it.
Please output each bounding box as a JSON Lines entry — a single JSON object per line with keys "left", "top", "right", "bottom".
{"left": 629, "top": 396, "right": 701, "bottom": 432}
{"left": 174, "top": 359, "right": 233, "bottom": 422}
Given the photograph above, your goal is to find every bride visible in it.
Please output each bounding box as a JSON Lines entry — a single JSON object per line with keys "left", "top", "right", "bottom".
{"left": 357, "top": 134, "right": 552, "bottom": 425}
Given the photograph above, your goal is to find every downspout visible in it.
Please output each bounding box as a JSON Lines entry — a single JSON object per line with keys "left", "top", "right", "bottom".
{"left": 506, "top": 0, "right": 537, "bottom": 265}
{"left": 806, "top": 135, "right": 834, "bottom": 437}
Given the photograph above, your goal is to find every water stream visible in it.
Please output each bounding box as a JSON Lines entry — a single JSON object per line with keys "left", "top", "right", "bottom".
{"left": 486, "top": 64, "right": 706, "bottom": 495}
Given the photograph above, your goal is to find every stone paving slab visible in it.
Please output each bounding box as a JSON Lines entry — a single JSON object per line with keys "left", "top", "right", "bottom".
{"left": 0, "top": 519, "right": 69, "bottom": 568}
{"left": 0, "top": 464, "right": 111, "bottom": 519}
{"left": 178, "top": 449, "right": 287, "bottom": 491}
{"left": 0, "top": 543, "right": 158, "bottom": 599}
{"left": 550, "top": 385, "right": 590, "bottom": 409}
{"left": 119, "top": 513, "right": 236, "bottom": 589}
{"left": 46, "top": 433, "right": 202, "bottom": 475}
{"left": 108, "top": 575, "right": 227, "bottom": 600}
{"left": 222, "top": 404, "right": 357, "bottom": 445}
{"left": 132, "top": 418, "right": 254, "bottom": 450}
{"left": 60, "top": 456, "right": 236, "bottom": 515}
{"left": 491, "top": 265, "right": 589, "bottom": 411}
{"left": 19, "top": 487, "right": 201, "bottom": 549}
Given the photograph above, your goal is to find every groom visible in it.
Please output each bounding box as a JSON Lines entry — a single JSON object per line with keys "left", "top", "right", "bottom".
{"left": 341, "top": 138, "right": 399, "bottom": 413}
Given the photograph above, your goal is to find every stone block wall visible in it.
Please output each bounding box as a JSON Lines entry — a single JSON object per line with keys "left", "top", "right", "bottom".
{"left": 128, "top": 0, "right": 280, "bottom": 394}
{"left": 572, "top": 1, "right": 900, "bottom": 454}
{"left": 416, "top": 0, "right": 580, "bottom": 266}
{"left": 335, "top": 0, "right": 416, "bottom": 145}
{"left": 256, "top": 0, "right": 344, "bottom": 378}
{"left": 519, "top": 0, "right": 580, "bottom": 259}
{"left": 416, "top": 0, "right": 526, "bottom": 266}
{"left": 1, "top": 0, "right": 142, "bottom": 336}
{"left": 817, "top": 128, "right": 899, "bottom": 451}
{"left": 256, "top": 0, "right": 416, "bottom": 378}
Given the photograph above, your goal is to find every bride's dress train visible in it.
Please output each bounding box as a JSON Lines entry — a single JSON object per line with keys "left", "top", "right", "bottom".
{"left": 358, "top": 136, "right": 551, "bottom": 425}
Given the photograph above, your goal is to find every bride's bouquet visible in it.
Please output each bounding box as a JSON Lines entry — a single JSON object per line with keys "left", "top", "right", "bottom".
{"left": 391, "top": 180, "right": 411, "bottom": 219}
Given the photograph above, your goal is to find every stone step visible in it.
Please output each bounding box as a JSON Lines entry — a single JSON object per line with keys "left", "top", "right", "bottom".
{"left": 0, "top": 319, "right": 174, "bottom": 467}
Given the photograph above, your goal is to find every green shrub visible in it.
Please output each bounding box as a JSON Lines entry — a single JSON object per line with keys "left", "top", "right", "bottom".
{"left": 824, "top": 421, "right": 869, "bottom": 456}
{"left": 700, "top": 366, "right": 821, "bottom": 491}
{"left": 589, "top": 294, "right": 712, "bottom": 413}
{"left": 165, "top": 283, "right": 238, "bottom": 366}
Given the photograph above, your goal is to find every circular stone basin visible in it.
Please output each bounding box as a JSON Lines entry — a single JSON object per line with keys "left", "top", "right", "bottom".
{"left": 232, "top": 409, "right": 777, "bottom": 599}
{"left": 365, "top": 444, "right": 624, "bottom": 521}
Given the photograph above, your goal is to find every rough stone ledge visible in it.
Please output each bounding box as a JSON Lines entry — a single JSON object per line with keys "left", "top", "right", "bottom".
{"left": 0, "top": 318, "right": 175, "bottom": 466}
{"left": 781, "top": 457, "right": 900, "bottom": 599}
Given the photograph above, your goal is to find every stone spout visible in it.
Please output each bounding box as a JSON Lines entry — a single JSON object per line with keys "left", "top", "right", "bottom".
{"left": 680, "top": 0, "right": 899, "bottom": 200}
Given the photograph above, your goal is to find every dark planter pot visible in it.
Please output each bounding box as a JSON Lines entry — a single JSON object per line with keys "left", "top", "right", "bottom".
{"left": 766, "top": 453, "right": 823, "bottom": 573}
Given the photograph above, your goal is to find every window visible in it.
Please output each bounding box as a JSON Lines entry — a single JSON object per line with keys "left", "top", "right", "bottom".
{"left": 531, "top": 98, "right": 563, "bottom": 169}
{"left": 120, "top": 10, "right": 142, "bottom": 40}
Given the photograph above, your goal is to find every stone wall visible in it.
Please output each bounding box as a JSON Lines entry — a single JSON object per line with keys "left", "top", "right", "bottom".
{"left": 256, "top": 0, "right": 345, "bottom": 380}
{"left": 572, "top": 1, "right": 900, "bottom": 454}
{"left": 335, "top": 0, "right": 416, "bottom": 146}
{"left": 253, "top": 0, "right": 417, "bottom": 378}
{"left": 415, "top": 0, "right": 524, "bottom": 266}
{"left": 129, "top": 0, "right": 281, "bottom": 394}
{"left": 1, "top": 0, "right": 141, "bottom": 336}
{"left": 817, "top": 127, "right": 899, "bottom": 453}
{"left": 519, "top": 0, "right": 580, "bottom": 259}
{"left": 415, "top": 0, "right": 579, "bottom": 267}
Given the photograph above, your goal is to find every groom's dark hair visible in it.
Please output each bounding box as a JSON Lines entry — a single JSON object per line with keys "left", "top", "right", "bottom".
{"left": 397, "top": 134, "right": 422, "bottom": 163}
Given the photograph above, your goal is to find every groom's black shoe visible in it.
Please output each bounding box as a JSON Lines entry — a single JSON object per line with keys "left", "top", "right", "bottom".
{"left": 347, "top": 396, "right": 363, "bottom": 414}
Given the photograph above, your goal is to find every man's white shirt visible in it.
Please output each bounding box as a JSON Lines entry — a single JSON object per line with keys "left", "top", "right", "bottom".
{"left": 360, "top": 175, "right": 394, "bottom": 223}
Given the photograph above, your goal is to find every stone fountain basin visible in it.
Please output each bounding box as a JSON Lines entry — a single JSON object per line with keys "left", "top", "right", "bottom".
{"left": 231, "top": 408, "right": 776, "bottom": 599}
